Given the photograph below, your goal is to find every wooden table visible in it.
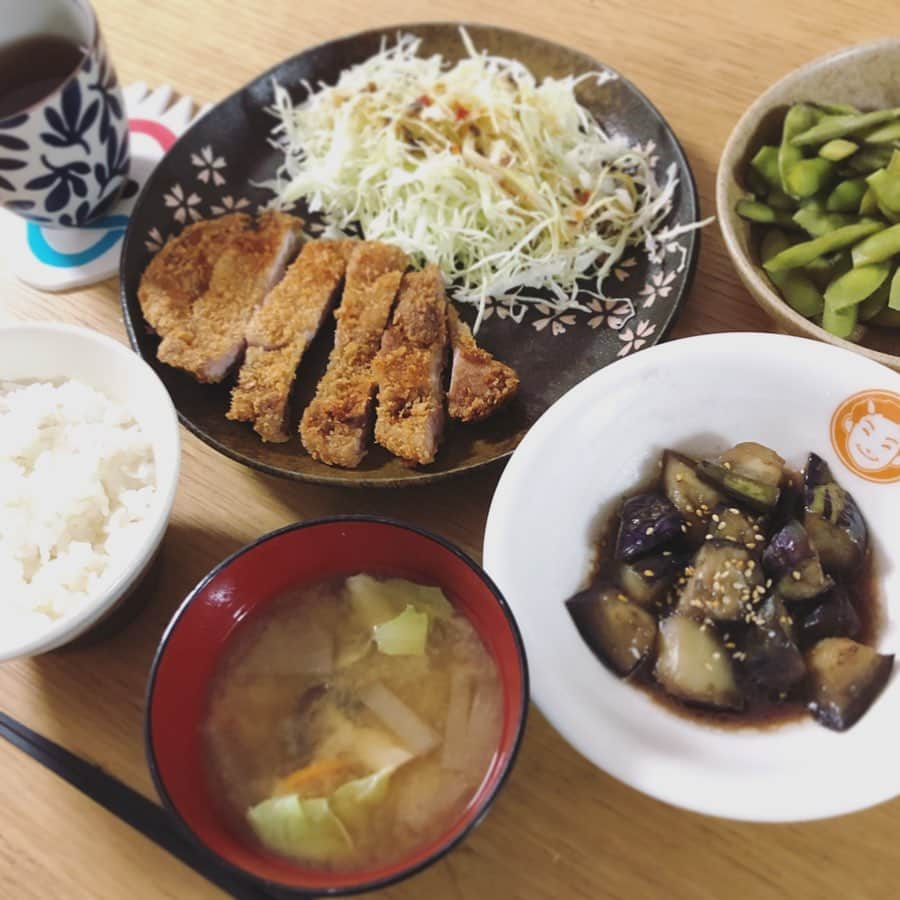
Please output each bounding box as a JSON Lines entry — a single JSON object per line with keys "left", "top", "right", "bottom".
{"left": 1, "top": 1, "right": 897, "bottom": 897}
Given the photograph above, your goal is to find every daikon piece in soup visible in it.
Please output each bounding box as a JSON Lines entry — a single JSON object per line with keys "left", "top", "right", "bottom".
{"left": 203, "top": 574, "right": 503, "bottom": 871}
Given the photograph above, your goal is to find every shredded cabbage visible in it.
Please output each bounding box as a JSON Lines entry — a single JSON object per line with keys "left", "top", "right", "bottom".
{"left": 266, "top": 28, "right": 708, "bottom": 329}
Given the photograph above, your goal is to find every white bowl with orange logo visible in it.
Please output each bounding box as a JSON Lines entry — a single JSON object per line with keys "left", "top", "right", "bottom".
{"left": 484, "top": 332, "right": 900, "bottom": 822}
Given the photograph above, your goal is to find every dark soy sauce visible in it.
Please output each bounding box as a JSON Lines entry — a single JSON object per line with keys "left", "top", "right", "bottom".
{"left": 0, "top": 35, "right": 85, "bottom": 119}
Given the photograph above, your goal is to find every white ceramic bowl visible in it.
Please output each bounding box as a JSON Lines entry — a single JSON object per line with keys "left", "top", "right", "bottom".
{"left": 484, "top": 332, "right": 900, "bottom": 822}
{"left": 0, "top": 323, "right": 180, "bottom": 662}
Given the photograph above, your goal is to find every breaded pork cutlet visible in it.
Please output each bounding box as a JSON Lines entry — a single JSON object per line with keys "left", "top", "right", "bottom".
{"left": 227, "top": 239, "right": 354, "bottom": 442}
{"left": 373, "top": 266, "right": 448, "bottom": 465}
{"left": 137, "top": 213, "right": 251, "bottom": 336}
{"left": 446, "top": 306, "right": 520, "bottom": 422}
{"left": 299, "top": 242, "right": 409, "bottom": 467}
{"left": 156, "top": 211, "right": 303, "bottom": 383}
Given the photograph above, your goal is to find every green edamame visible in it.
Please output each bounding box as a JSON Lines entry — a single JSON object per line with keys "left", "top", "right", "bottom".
{"left": 822, "top": 261, "right": 892, "bottom": 311}
{"left": 791, "top": 108, "right": 900, "bottom": 146}
{"left": 764, "top": 220, "right": 883, "bottom": 272}
{"left": 735, "top": 199, "right": 799, "bottom": 228}
{"left": 818, "top": 139, "right": 857, "bottom": 162}
{"left": 825, "top": 178, "right": 867, "bottom": 212}
{"left": 851, "top": 222, "right": 900, "bottom": 267}
{"left": 760, "top": 230, "right": 824, "bottom": 317}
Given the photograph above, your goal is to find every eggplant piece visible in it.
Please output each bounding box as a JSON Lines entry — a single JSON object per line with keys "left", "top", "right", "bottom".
{"left": 705, "top": 503, "right": 766, "bottom": 548}
{"left": 662, "top": 450, "right": 725, "bottom": 544}
{"left": 803, "top": 482, "right": 868, "bottom": 575}
{"left": 740, "top": 595, "right": 806, "bottom": 693}
{"left": 798, "top": 587, "right": 862, "bottom": 648}
{"left": 677, "top": 542, "right": 764, "bottom": 621}
{"left": 762, "top": 520, "right": 833, "bottom": 601}
{"left": 566, "top": 585, "right": 657, "bottom": 677}
{"left": 803, "top": 452, "right": 834, "bottom": 489}
{"left": 615, "top": 492, "right": 685, "bottom": 562}
{"left": 719, "top": 442, "right": 786, "bottom": 487}
{"left": 696, "top": 461, "right": 780, "bottom": 512}
{"left": 806, "top": 638, "right": 894, "bottom": 731}
{"left": 655, "top": 615, "right": 744, "bottom": 711}
{"left": 618, "top": 551, "right": 686, "bottom": 608}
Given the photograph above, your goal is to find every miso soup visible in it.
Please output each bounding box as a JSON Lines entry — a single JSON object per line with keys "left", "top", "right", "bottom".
{"left": 204, "top": 574, "right": 503, "bottom": 871}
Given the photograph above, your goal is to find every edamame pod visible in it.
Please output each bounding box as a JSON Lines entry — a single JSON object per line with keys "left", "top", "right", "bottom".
{"left": 822, "top": 294, "right": 858, "bottom": 338}
{"left": 858, "top": 280, "right": 890, "bottom": 322}
{"left": 819, "top": 139, "right": 857, "bottom": 162}
{"left": 767, "top": 189, "right": 795, "bottom": 210}
{"left": 793, "top": 205, "right": 852, "bottom": 238}
{"left": 823, "top": 261, "right": 892, "bottom": 311}
{"left": 889, "top": 266, "right": 900, "bottom": 312}
{"left": 814, "top": 103, "right": 859, "bottom": 116}
{"left": 783, "top": 158, "right": 834, "bottom": 199}
{"left": 851, "top": 222, "right": 900, "bottom": 267}
{"left": 764, "top": 221, "right": 884, "bottom": 272}
{"left": 751, "top": 145, "right": 781, "bottom": 189}
{"left": 866, "top": 169, "right": 900, "bottom": 219}
{"left": 825, "top": 178, "right": 867, "bottom": 212}
{"left": 842, "top": 146, "right": 894, "bottom": 175}
{"left": 859, "top": 187, "right": 879, "bottom": 216}
{"left": 791, "top": 108, "right": 900, "bottom": 146}
{"left": 779, "top": 105, "right": 819, "bottom": 197}
{"left": 863, "top": 120, "right": 900, "bottom": 144}
{"left": 760, "top": 229, "right": 824, "bottom": 317}
{"left": 736, "top": 199, "right": 799, "bottom": 227}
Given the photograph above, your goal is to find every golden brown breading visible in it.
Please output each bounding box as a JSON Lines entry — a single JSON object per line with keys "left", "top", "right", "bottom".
{"left": 227, "top": 240, "right": 352, "bottom": 442}
{"left": 373, "top": 266, "right": 448, "bottom": 465}
{"left": 446, "top": 306, "right": 520, "bottom": 422}
{"left": 299, "top": 242, "right": 409, "bottom": 467}
{"left": 157, "top": 211, "right": 303, "bottom": 383}
{"left": 137, "top": 213, "right": 251, "bottom": 336}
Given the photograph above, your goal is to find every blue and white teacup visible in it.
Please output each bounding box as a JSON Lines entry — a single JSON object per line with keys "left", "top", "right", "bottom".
{"left": 0, "top": 0, "right": 130, "bottom": 228}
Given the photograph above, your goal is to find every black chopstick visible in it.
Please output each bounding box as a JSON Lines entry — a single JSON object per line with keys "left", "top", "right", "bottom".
{"left": 0, "top": 712, "right": 281, "bottom": 900}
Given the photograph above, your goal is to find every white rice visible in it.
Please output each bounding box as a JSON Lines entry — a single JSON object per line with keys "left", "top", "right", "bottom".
{"left": 0, "top": 379, "right": 157, "bottom": 642}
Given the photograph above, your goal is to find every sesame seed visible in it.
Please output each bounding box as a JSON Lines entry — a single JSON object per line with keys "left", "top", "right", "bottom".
{"left": 717, "top": 521, "right": 727, "bottom": 531}
{"left": 711, "top": 513, "right": 720, "bottom": 523}
{"left": 723, "top": 461, "right": 732, "bottom": 470}
{"left": 643, "top": 569, "right": 655, "bottom": 577}
{"left": 681, "top": 524, "right": 688, "bottom": 534}
{"left": 713, "top": 651, "right": 721, "bottom": 660}
{"left": 791, "top": 570, "right": 802, "bottom": 581}
{"left": 675, "top": 473, "right": 683, "bottom": 482}
{"left": 728, "top": 507, "right": 740, "bottom": 515}
{"left": 685, "top": 504, "right": 694, "bottom": 513}
{"left": 746, "top": 542, "right": 757, "bottom": 550}
{"left": 645, "top": 526, "right": 655, "bottom": 535}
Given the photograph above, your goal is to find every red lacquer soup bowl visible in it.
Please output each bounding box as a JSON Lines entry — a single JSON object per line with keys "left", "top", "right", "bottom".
{"left": 146, "top": 516, "right": 529, "bottom": 896}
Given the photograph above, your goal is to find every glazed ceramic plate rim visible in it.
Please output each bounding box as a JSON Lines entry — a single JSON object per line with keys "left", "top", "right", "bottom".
{"left": 483, "top": 332, "right": 900, "bottom": 822}
{"left": 145, "top": 515, "right": 529, "bottom": 895}
{"left": 716, "top": 37, "right": 900, "bottom": 371}
{"left": 119, "top": 21, "right": 700, "bottom": 488}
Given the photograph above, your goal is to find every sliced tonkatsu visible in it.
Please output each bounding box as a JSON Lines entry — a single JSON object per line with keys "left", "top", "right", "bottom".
{"left": 373, "top": 266, "right": 448, "bottom": 465}
{"left": 138, "top": 213, "right": 251, "bottom": 337}
{"left": 299, "top": 241, "right": 409, "bottom": 468}
{"left": 446, "top": 306, "right": 520, "bottom": 423}
{"left": 156, "top": 211, "right": 303, "bottom": 383}
{"left": 227, "top": 239, "right": 354, "bottom": 442}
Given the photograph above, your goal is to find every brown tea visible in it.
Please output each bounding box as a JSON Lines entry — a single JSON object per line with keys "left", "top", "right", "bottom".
{"left": 0, "top": 35, "right": 85, "bottom": 119}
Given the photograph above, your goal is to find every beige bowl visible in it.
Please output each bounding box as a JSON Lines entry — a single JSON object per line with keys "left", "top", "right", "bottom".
{"left": 716, "top": 38, "right": 900, "bottom": 372}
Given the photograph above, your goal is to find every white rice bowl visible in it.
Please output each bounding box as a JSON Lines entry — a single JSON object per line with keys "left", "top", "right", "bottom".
{"left": 0, "top": 379, "right": 157, "bottom": 642}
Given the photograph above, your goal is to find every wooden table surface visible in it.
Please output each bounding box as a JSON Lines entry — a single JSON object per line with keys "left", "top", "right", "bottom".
{"left": 1, "top": 1, "right": 898, "bottom": 897}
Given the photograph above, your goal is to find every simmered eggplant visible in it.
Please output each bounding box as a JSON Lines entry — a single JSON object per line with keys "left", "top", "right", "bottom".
{"left": 806, "top": 638, "right": 894, "bottom": 731}
{"left": 740, "top": 595, "right": 806, "bottom": 693}
{"left": 803, "top": 452, "right": 834, "bottom": 489}
{"left": 677, "top": 542, "right": 764, "bottom": 621}
{"left": 762, "top": 521, "right": 833, "bottom": 601}
{"left": 720, "top": 442, "right": 786, "bottom": 487}
{"left": 570, "top": 441, "right": 883, "bottom": 731}
{"left": 615, "top": 492, "right": 684, "bottom": 562}
{"left": 696, "top": 461, "right": 781, "bottom": 512}
{"left": 798, "top": 587, "right": 862, "bottom": 648}
{"left": 566, "top": 585, "right": 657, "bottom": 676}
{"left": 655, "top": 615, "right": 744, "bottom": 711}
{"left": 662, "top": 450, "right": 725, "bottom": 544}
{"left": 618, "top": 552, "right": 684, "bottom": 608}
{"left": 696, "top": 442, "right": 785, "bottom": 512}
{"left": 705, "top": 504, "right": 766, "bottom": 548}
{"left": 804, "top": 481, "right": 868, "bottom": 575}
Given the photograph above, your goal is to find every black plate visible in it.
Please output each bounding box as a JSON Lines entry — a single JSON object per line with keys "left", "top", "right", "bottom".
{"left": 120, "top": 22, "right": 700, "bottom": 487}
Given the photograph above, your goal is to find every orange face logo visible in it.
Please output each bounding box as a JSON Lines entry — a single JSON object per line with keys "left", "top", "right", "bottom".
{"left": 830, "top": 390, "right": 900, "bottom": 484}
